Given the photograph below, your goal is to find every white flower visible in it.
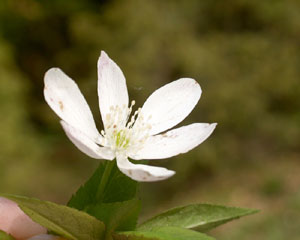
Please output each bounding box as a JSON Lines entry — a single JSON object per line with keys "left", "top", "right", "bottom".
{"left": 0, "top": 197, "right": 47, "bottom": 240}
{"left": 44, "top": 51, "right": 216, "bottom": 182}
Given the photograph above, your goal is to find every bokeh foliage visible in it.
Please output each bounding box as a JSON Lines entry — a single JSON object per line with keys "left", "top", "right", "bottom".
{"left": 0, "top": 0, "right": 300, "bottom": 239}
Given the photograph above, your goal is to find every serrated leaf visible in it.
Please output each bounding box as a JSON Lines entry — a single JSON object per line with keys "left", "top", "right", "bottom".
{"left": 2, "top": 194, "right": 105, "bottom": 240}
{"left": 114, "top": 226, "right": 215, "bottom": 240}
{"left": 138, "top": 203, "right": 258, "bottom": 232}
{"left": 68, "top": 162, "right": 138, "bottom": 210}
{"left": 87, "top": 199, "right": 141, "bottom": 236}
{"left": 0, "top": 230, "right": 16, "bottom": 240}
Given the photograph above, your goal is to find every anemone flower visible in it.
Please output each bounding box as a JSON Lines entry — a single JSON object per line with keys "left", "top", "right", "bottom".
{"left": 44, "top": 51, "right": 216, "bottom": 182}
{"left": 0, "top": 197, "right": 60, "bottom": 240}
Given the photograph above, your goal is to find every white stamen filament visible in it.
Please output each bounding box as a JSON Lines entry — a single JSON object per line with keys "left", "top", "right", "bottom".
{"left": 100, "top": 100, "right": 152, "bottom": 153}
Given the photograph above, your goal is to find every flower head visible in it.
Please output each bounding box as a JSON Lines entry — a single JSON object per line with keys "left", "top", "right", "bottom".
{"left": 0, "top": 197, "right": 54, "bottom": 240}
{"left": 44, "top": 51, "right": 216, "bottom": 182}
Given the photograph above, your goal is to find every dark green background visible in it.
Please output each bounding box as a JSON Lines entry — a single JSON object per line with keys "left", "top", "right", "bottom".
{"left": 0, "top": 1, "right": 300, "bottom": 239}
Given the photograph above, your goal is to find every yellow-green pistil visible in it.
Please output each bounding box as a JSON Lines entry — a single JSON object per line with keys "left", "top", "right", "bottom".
{"left": 114, "top": 130, "right": 130, "bottom": 149}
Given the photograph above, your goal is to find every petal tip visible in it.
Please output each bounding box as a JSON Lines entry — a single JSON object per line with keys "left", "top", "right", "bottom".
{"left": 100, "top": 50, "right": 108, "bottom": 56}
{"left": 166, "top": 169, "right": 176, "bottom": 178}
{"left": 146, "top": 169, "right": 176, "bottom": 182}
{"left": 203, "top": 123, "right": 217, "bottom": 134}
{"left": 204, "top": 123, "right": 217, "bottom": 138}
{"left": 44, "top": 68, "right": 63, "bottom": 85}
{"left": 210, "top": 123, "right": 218, "bottom": 130}
{"left": 147, "top": 168, "right": 176, "bottom": 182}
{"left": 44, "top": 67, "right": 61, "bottom": 76}
{"left": 98, "top": 51, "right": 110, "bottom": 65}
{"left": 176, "top": 77, "right": 202, "bottom": 102}
{"left": 190, "top": 78, "right": 202, "bottom": 96}
{"left": 182, "top": 77, "right": 201, "bottom": 88}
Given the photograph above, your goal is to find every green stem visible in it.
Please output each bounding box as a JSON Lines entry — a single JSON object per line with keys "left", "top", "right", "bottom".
{"left": 96, "top": 160, "right": 115, "bottom": 201}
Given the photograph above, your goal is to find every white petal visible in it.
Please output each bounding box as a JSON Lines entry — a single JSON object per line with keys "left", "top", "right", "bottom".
{"left": 98, "top": 51, "right": 129, "bottom": 128}
{"left": 0, "top": 197, "right": 47, "bottom": 239}
{"left": 27, "top": 234, "right": 63, "bottom": 240}
{"left": 44, "top": 68, "right": 100, "bottom": 141}
{"left": 130, "top": 123, "right": 216, "bottom": 160}
{"left": 61, "top": 121, "right": 115, "bottom": 160}
{"left": 116, "top": 154, "right": 175, "bottom": 182}
{"left": 135, "top": 78, "right": 201, "bottom": 135}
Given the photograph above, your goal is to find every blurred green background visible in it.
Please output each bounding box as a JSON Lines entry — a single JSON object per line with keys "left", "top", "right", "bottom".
{"left": 0, "top": 0, "right": 300, "bottom": 239}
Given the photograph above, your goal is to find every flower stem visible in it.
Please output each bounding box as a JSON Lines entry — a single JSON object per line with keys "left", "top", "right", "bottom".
{"left": 96, "top": 160, "right": 115, "bottom": 201}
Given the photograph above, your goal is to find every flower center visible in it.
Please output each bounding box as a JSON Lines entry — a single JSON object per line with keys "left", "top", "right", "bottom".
{"left": 114, "top": 129, "right": 130, "bottom": 149}
{"left": 100, "top": 101, "right": 152, "bottom": 153}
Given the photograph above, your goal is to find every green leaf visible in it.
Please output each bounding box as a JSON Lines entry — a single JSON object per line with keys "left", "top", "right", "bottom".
{"left": 68, "top": 161, "right": 138, "bottom": 210}
{"left": 2, "top": 194, "right": 105, "bottom": 240}
{"left": 0, "top": 231, "right": 16, "bottom": 240}
{"left": 138, "top": 203, "right": 258, "bottom": 232}
{"left": 87, "top": 199, "right": 141, "bottom": 236}
{"left": 114, "top": 227, "right": 215, "bottom": 240}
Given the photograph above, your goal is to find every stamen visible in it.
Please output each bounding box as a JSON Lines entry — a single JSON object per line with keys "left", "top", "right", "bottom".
{"left": 127, "top": 107, "right": 141, "bottom": 128}
{"left": 100, "top": 100, "right": 152, "bottom": 153}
